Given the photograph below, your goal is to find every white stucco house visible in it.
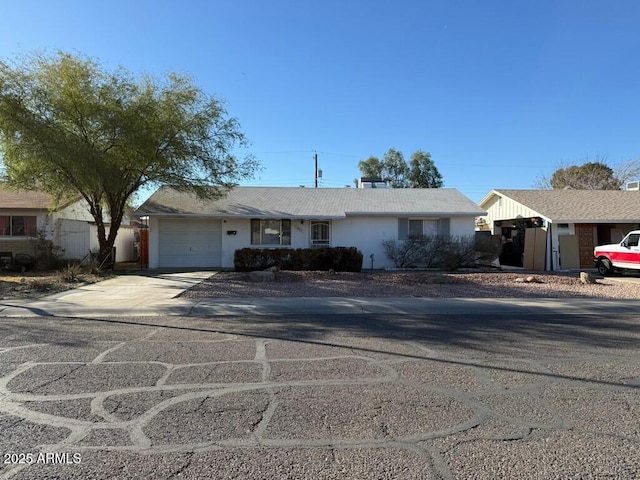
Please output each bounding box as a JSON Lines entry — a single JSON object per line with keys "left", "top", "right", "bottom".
{"left": 137, "top": 186, "right": 486, "bottom": 270}
{"left": 479, "top": 189, "right": 640, "bottom": 270}
{"left": 0, "top": 185, "right": 136, "bottom": 263}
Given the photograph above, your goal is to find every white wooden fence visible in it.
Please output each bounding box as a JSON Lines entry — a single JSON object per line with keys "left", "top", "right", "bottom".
{"left": 55, "top": 219, "right": 135, "bottom": 262}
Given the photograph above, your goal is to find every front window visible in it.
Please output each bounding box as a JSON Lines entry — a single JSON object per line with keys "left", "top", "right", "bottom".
{"left": 311, "top": 220, "right": 330, "bottom": 247}
{"left": 408, "top": 219, "right": 423, "bottom": 237}
{"left": 251, "top": 219, "right": 291, "bottom": 245}
{"left": 408, "top": 219, "right": 438, "bottom": 237}
{"left": 0, "top": 216, "right": 37, "bottom": 236}
{"left": 625, "top": 234, "right": 639, "bottom": 247}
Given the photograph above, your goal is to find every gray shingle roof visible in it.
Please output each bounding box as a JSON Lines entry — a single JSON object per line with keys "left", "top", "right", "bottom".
{"left": 138, "top": 186, "right": 485, "bottom": 218}
{"left": 486, "top": 189, "right": 640, "bottom": 223}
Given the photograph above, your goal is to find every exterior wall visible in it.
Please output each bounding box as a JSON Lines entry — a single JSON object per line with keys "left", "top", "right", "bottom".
{"left": 89, "top": 224, "right": 136, "bottom": 262}
{"left": 549, "top": 222, "right": 639, "bottom": 271}
{"left": 483, "top": 195, "right": 543, "bottom": 235}
{"left": 149, "top": 215, "right": 479, "bottom": 270}
{"left": 225, "top": 216, "right": 465, "bottom": 268}
{"left": 485, "top": 191, "right": 640, "bottom": 270}
{"left": 332, "top": 216, "right": 398, "bottom": 269}
{"left": 53, "top": 200, "right": 95, "bottom": 222}
{"left": 549, "top": 222, "right": 574, "bottom": 270}
{"left": 148, "top": 217, "right": 160, "bottom": 268}
{"left": 53, "top": 220, "right": 136, "bottom": 262}
{"left": 0, "top": 239, "right": 38, "bottom": 256}
{"left": 449, "top": 216, "right": 477, "bottom": 237}
{"left": 0, "top": 210, "right": 50, "bottom": 235}
{"left": 54, "top": 199, "right": 130, "bottom": 225}
{"left": 55, "top": 219, "right": 91, "bottom": 260}
{"left": 0, "top": 210, "right": 50, "bottom": 256}
{"left": 2, "top": 202, "right": 135, "bottom": 264}
{"left": 221, "top": 216, "right": 411, "bottom": 269}
{"left": 219, "top": 218, "right": 312, "bottom": 267}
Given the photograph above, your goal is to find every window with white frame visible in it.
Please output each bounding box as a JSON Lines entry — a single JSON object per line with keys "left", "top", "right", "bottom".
{"left": 310, "top": 220, "right": 330, "bottom": 247}
{"left": 0, "top": 216, "right": 37, "bottom": 237}
{"left": 251, "top": 219, "right": 291, "bottom": 245}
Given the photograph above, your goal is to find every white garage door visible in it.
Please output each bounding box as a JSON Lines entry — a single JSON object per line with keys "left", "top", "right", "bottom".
{"left": 158, "top": 219, "right": 222, "bottom": 268}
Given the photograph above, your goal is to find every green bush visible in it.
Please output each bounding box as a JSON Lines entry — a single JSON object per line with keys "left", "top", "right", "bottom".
{"left": 234, "top": 247, "right": 363, "bottom": 272}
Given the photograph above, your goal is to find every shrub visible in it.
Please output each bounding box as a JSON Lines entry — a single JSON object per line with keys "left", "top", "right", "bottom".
{"left": 383, "top": 234, "right": 502, "bottom": 270}
{"left": 382, "top": 236, "right": 426, "bottom": 268}
{"left": 383, "top": 235, "right": 449, "bottom": 268}
{"left": 474, "top": 235, "right": 502, "bottom": 265}
{"left": 33, "top": 231, "right": 65, "bottom": 270}
{"left": 440, "top": 236, "right": 476, "bottom": 271}
{"left": 234, "top": 247, "right": 363, "bottom": 272}
{"left": 58, "top": 262, "right": 82, "bottom": 283}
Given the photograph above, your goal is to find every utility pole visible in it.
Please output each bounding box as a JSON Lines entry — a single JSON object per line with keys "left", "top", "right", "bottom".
{"left": 314, "top": 152, "right": 318, "bottom": 188}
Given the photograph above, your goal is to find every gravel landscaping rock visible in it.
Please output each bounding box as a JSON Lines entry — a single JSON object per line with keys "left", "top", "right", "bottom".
{"left": 180, "top": 270, "right": 640, "bottom": 299}
{"left": 0, "top": 271, "right": 108, "bottom": 299}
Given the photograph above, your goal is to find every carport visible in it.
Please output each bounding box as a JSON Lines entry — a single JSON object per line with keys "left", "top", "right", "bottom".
{"left": 480, "top": 189, "right": 640, "bottom": 270}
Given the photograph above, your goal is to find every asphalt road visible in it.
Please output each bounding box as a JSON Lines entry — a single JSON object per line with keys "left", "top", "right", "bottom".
{"left": 1, "top": 311, "right": 639, "bottom": 479}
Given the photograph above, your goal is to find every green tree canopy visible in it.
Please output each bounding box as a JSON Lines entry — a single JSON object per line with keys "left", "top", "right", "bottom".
{"left": 407, "top": 150, "right": 443, "bottom": 188}
{"left": 380, "top": 148, "right": 409, "bottom": 187}
{"left": 550, "top": 162, "right": 620, "bottom": 189}
{"left": 357, "top": 156, "right": 383, "bottom": 178}
{"left": 356, "top": 148, "right": 443, "bottom": 188}
{"left": 536, "top": 156, "right": 640, "bottom": 190}
{"left": 0, "top": 51, "right": 258, "bottom": 263}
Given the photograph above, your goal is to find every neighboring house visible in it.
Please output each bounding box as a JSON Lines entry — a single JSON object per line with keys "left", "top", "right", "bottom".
{"left": 0, "top": 185, "right": 136, "bottom": 263}
{"left": 137, "top": 186, "right": 485, "bottom": 269}
{"left": 479, "top": 189, "right": 640, "bottom": 270}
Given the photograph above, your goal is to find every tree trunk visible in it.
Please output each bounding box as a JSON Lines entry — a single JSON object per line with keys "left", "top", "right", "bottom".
{"left": 92, "top": 200, "right": 117, "bottom": 270}
{"left": 97, "top": 228, "right": 116, "bottom": 270}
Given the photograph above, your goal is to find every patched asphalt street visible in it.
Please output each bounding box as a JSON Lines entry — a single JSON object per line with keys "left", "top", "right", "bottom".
{"left": 1, "top": 312, "right": 639, "bottom": 479}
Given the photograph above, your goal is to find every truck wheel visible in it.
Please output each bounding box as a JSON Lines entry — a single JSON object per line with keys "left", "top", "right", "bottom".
{"left": 597, "top": 258, "right": 613, "bottom": 276}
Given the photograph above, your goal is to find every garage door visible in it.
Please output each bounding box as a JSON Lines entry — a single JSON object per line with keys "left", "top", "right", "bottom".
{"left": 158, "top": 219, "right": 222, "bottom": 268}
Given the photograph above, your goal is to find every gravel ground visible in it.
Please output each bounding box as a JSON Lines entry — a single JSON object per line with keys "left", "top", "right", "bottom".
{"left": 180, "top": 270, "right": 640, "bottom": 299}
{"left": 0, "top": 271, "right": 109, "bottom": 299}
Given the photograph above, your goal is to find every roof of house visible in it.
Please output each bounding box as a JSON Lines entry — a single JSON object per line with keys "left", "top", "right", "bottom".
{"left": 138, "top": 186, "right": 485, "bottom": 218}
{"left": 480, "top": 189, "right": 640, "bottom": 223}
{"left": 0, "top": 184, "right": 55, "bottom": 210}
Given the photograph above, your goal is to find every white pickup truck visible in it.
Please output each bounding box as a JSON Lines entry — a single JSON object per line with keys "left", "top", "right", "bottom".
{"left": 593, "top": 230, "right": 640, "bottom": 276}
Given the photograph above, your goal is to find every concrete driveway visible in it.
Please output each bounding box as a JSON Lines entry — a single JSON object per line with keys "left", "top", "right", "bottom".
{"left": 0, "top": 272, "right": 639, "bottom": 479}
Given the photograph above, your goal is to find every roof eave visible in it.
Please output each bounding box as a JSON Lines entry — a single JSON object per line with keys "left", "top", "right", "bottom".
{"left": 478, "top": 190, "right": 501, "bottom": 208}
{"left": 138, "top": 212, "right": 348, "bottom": 220}
{"left": 345, "top": 211, "right": 485, "bottom": 216}
{"left": 552, "top": 219, "right": 640, "bottom": 224}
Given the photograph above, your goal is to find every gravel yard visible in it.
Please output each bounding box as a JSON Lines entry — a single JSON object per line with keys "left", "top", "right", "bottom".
{"left": 0, "top": 271, "right": 108, "bottom": 299}
{"left": 180, "top": 270, "right": 640, "bottom": 300}
{"left": 2, "top": 269, "right": 638, "bottom": 301}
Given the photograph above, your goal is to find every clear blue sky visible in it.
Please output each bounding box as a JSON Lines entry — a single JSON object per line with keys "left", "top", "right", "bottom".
{"left": 2, "top": 0, "right": 639, "bottom": 203}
